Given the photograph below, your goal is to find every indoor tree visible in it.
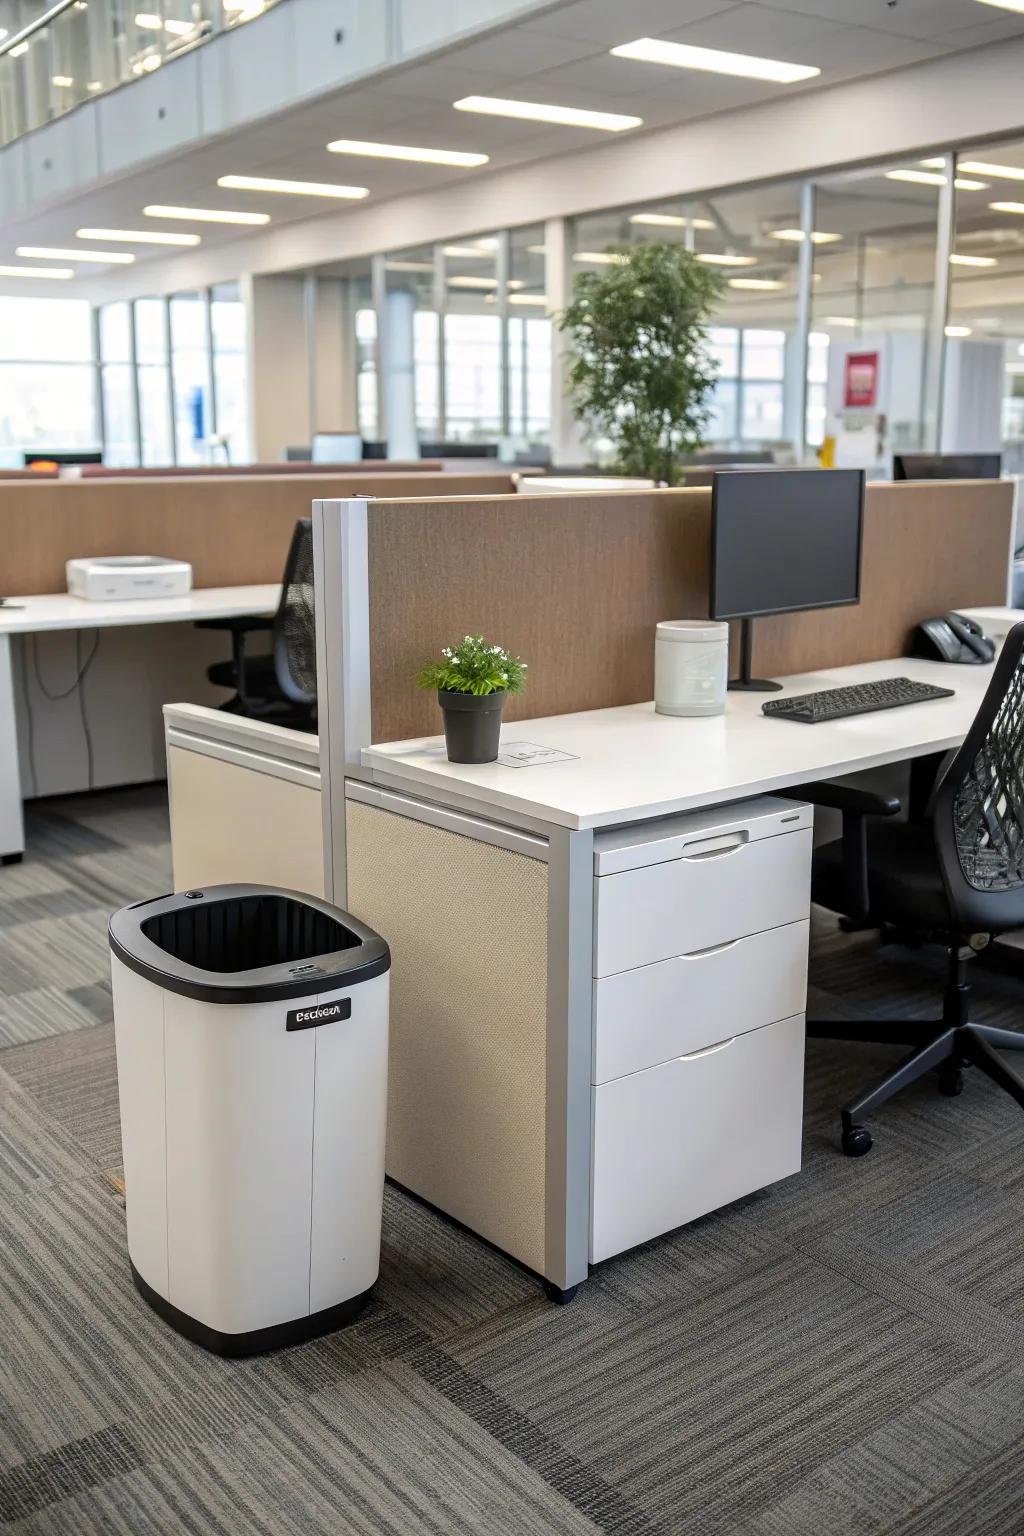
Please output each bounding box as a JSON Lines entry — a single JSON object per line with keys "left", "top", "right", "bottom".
{"left": 559, "top": 241, "right": 725, "bottom": 485}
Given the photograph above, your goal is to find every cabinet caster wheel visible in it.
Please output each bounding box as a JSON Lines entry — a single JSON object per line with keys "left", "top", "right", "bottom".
{"left": 542, "top": 1281, "right": 580, "bottom": 1305}
{"left": 842, "top": 1124, "right": 873, "bottom": 1157}
{"left": 938, "top": 1065, "right": 964, "bottom": 1097}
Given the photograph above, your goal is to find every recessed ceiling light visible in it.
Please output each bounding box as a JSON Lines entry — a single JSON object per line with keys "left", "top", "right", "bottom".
{"left": 949, "top": 253, "right": 998, "bottom": 267}
{"left": 447, "top": 275, "right": 524, "bottom": 289}
{"left": 610, "top": 37, "right": 820, "bottom": 84}
{"left": 629, "top": 212, "right": 715, "bottom": 229}
{"left": 825, "top": 316, "right": 858, "bottom": 327}
{"left": 16, "top": 245, "right": 135, "bottom": 264}
{"left": 886, "top": 169, "right": 987, "bottom": 190}
{"left": 974, "top": 0, "right": 1024, "bottom": 13}
{"left": 486, "top": 292, "right": 549, "bottom": 306}
{"left": 945, "top": 325, "right": 972, "bottom": 337}
{"left": 768, "top": 228, "right": 841, "bottom": 244}
{"left": 217, "top": 174, "right": 368, "bottom": 199}
{"left": 453, "top": 96, "right": 642, "bottom": 131}
{"left": 51, "top": 74, "right": 74, "bottom": 87}
{"left": 573, "top": 251, "right": 628, "bottom": 264}
{"left": 957, "top": 159, "right": 1024, "bottom": 180}
{"left": 134, "top": 11, "right": 162, "bottom": 26}
{"left": 326, "top": 138, "right": 488, "bottom": 167}
{"left": 143, "top": 204, "right": 270, "bottom": 224}
{"left": 76, "top": 226, "right": 202, "bottom": 246}
{"left": 443, "top": 245, "right": 496, "bottom": 259}
{"left": 131, "top": 54, "right": 161, "bottom": 73}
{"left": 8, "top": 41, "right": 28, "bottom": 57}
{"left": 385, "top": 260, "right": 434, "bottom": 273}
{"left": 990, "top": 201, "right": 1024, "bottom": 215}
{"left": 0, "top": 264, "right": 73, "bottom": 279}
{"left": 728, "top": 277, "right": 785, "bottom": 290}
{"left": 696, "top": 252, "right": 758, "bottom": 267}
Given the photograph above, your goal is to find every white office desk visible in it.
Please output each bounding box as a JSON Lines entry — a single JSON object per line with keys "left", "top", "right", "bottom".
{"left": 361, "top": 654, "right": 997, "bottom": 832}
{"left": 0, "top": 585, "right": 279, "bottom": 861}
{"left": 344, "top": 632, "right": 1021, "bottom": 1301}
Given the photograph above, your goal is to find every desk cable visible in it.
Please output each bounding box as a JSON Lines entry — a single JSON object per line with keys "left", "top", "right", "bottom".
{"left": 23, "top": 631, "right": 102, "bottom": 791}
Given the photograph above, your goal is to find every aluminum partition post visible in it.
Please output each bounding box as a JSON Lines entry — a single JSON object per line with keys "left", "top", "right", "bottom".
{"left": 794, "top": 180, "right": 816, "bottom": 464}
{"left": 433, "top": 243, "right": 447, "bottom": 439}
{"left": 925, "top": 150, "right": 956, "bottom": 452}
{"left": 371, "top": 253, "right": 388, "bottom": 443}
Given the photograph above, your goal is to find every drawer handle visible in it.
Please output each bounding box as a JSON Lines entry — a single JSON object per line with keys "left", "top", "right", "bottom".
{"left": 683, "top": 939, "right": 741, "bottom": 959}
{"left": 679, "top": 1037, "right": 736, "bottom": 1061}
{"left": 681, "top": 832, "right": 749, "bottom": 861}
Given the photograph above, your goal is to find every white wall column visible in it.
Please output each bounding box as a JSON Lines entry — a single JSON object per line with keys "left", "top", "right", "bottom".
{"left": 544, "top": 216, "right": 587, "bottom": 468}
{"left": 242, "top": 272, "right": 312, "bottom": 461}
{"left": 383, "top": 285, "right": 418, "bottom": 460}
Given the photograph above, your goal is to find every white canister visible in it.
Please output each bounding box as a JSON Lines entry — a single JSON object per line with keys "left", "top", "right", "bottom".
{"left": 655, "top": 620, "right": 729, "bottom": 717}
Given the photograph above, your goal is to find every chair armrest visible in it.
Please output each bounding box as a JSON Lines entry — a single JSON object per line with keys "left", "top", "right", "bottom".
{"left": 785, "top": 781, "right": 901, "bottom": 818}
{"left": 195, "top": 615, "right": 274, "bottom": 635}
{"left": 783, "top": 781, "right": 901, "bottom": 921}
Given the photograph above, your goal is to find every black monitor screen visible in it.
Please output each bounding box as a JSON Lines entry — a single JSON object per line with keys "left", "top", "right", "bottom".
{"left": 710, "top": 468, "right": 865, "bottom": 621}
{"left": 24, "top": 450, "right": 102, "bottom": 467}
{"left": 893, "top": 452, "right": 1001, "bottom": 481}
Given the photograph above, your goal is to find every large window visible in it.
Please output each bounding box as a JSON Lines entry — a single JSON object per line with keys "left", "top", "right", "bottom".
{"left": 170, "top": 292, "right": 212, "bottom": 465}
{"left": 134, "top": 298, "right": 174, "bottom": 466}
{"left": 0, "top": 296, "right": 99, "bottom": 465}
{"left": 98, "top": 303, "right": 138, "bottom": 467}
{"left": 211, "top": 283, "right": 250, "bottom": 463}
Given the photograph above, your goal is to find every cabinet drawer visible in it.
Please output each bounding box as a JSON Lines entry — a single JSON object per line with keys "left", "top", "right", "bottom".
{"left": 593, "top": 919, "right": 808, "bottom": 1083}
{"left": 590, "top": 1013, "right": 804, "bottom": 1264}
{"left": 594, "top": 827, "right": 811, "bottom": 978}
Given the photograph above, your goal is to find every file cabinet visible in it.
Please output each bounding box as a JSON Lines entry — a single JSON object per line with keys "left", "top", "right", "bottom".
{"left": 590, "top": 797, "right": 812, "bottom": 1263}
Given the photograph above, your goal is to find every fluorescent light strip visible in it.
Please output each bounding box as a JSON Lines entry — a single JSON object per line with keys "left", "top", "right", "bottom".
{"left": 886, "top": 169, "right": 987, "bottom": 190}
{"left": 975, "top": 0, "right": 1024, "bottom": 13}
{"left": 51, "top": 74, "right": 73, "bottom": 86}
{"left": 958, "top": 159, "right": 1024, "bottom": 180}
{"left": 384, "top": 260, "right": 433, "bottom": 273}
{"left": 949, "top": 253, "right": 998, "bottom": 267}
{"left": 16, "top": 245, "right": 135, "bottom": 264}
{"left": 825, "top": 316, "right": 858, "bottom": 327}
{"left": 729, "top": 278, "right": 785, "bottom": 290}
{"left": 486, "top": 292, "right": 549, "bottom": 306}
{"left": 945, "top": 325, "right": 972, "bottom": 337}
{"left": 610, "top": 36, "right": 819, "bottom": 84}
{"left": 9, "top": 41, "right": 28, "bottom": 57}
{"left": 327, "top": 138, "right": 488, "bottom": 168}
{"left": 696, "top": 252, "right": 757, "bottom": 267}
{"left": 76, "top": 226, "right": 201, "bottom": 246}
{"left": 573, "top": 251, "right": 627, "bottom": 265}
{"left": 144, "top": 204, "right": 270, "bottom": 224}
{"left": 443, "top": 245, "right": 496, "bottom": 259}
{"left": 217, "top": 174, "right": 367, "bottom": 199}
{"left": 629, "top": 212, "right": 715, "bottom": 229}
{"left": 453, "top": 96, "right": 642, "bottom": 131}
{"left": 447, "top": 275, "right": 524, "bottom": 290}
{"left": 0, "top": 264, "right": 73, "bottom": 279}
{"left": 990, "top": 201, "right": 1024, "bottom": 214}
{"left": 769, "top": 228, "right": 841, "bottom": 244}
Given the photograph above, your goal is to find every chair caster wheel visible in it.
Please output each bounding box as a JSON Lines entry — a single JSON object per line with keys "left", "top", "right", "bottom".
{"left": 842, "top": 1124, "right": 873, "bottom": 1157}
{"left": 542, "top": 1281, "right": 580, "bottom": 1305}
{"left": 938, "top": 1065, "right": 964, "bottom": 1097}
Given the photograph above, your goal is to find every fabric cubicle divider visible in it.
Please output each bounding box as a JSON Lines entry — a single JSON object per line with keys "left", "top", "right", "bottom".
{"left": 356, "top": 478, "right": 1014, "bottom": 748}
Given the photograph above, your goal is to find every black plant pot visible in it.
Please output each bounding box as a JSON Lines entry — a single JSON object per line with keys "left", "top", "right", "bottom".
{"left": 438, "top": 689, "right": 507, "bottom": 764}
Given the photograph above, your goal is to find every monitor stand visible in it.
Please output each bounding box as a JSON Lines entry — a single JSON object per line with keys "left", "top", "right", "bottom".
{"left": 728, "top": 618, "right": 783, "bottom": 693}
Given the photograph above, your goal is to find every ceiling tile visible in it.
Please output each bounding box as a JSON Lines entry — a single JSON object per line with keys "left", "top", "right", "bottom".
{"left": 663, "top": 3, "right": 849, "bottom": 57}
{"left": 752, "top": 0, "right": 1008, "bottom": 39}
{"left": 805, "top": 25, "right": 951, "bottom": 76}
{"left": 524, "top": 0, "right": 736, "bottom": 46}
{"left": 936, "top": 16, "right": 1024, "bottom": 45}
{"left": 447, "top": 29, "right": 602, "bottom": 74}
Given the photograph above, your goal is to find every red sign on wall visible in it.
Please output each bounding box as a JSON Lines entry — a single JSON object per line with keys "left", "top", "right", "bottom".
{"left": 844, "top": 351, "right": 879, "bottom": 410}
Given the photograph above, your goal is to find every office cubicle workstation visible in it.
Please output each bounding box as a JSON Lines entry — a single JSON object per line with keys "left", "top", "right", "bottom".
{"left": 165, "top": 475, "right": 1016, "bottom": 1298}
{"left": 0, "top": 466, "right": 529, "bottom": 862}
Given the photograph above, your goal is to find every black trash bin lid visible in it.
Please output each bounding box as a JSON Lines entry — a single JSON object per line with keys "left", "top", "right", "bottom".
{"left": 109, "top": 885, "right": 390, "bottom": 1004}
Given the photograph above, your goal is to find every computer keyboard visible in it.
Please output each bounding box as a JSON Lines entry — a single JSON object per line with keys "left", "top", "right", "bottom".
{"left": 762, "top": 676, "right": 955, "bottom": 724}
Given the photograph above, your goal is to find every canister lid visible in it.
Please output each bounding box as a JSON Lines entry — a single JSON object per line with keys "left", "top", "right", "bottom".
{"left": 656, "top": 620, "right": 729, "bottom": 644}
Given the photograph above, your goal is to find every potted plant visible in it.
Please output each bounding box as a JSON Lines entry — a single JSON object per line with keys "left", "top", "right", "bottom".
{"left": 558, "top": 241, "right": 724, "bottom": 486}
{"left": 417, "top": 634, "right": 526, "bottom": 764}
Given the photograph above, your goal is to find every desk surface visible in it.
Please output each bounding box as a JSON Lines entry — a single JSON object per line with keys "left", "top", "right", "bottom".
{"left": 363, "top": 653, "right": 1004, "bottom": 831}
{"left": 0, "top": 585, "right": 279, "bottom": 634}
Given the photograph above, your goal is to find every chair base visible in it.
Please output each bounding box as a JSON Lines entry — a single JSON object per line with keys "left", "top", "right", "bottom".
{"left": 808, "top": 944, "right": 1024, "bottom": 1155}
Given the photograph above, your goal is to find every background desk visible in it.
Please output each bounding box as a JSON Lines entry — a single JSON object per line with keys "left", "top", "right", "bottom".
{"left": 0, "top": 585, "right": 277, "bottom": 861}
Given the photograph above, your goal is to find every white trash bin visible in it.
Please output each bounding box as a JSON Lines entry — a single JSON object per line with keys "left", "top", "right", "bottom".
{"left": 109, "top": 884, "right": 390, "bottom": 1357}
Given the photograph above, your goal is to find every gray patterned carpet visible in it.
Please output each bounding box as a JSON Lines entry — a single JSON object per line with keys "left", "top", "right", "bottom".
{"left": 3, "top": 786, "right": 1024, "bottom": 1534}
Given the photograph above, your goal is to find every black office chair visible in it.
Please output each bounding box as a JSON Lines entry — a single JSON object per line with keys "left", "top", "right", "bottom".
{"left": 198, "top": 518, "right": 316, "bottom": 730}
{"left": 800, "top": 621, "right": 1024, "bottom": 1156}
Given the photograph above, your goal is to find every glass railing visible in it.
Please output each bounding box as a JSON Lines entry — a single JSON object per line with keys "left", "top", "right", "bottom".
{"left": 0, "top": 0, "right": 285, "bottom": 146}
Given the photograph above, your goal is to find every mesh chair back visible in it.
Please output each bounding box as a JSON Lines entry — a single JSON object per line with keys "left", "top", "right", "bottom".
{"left": 272, "top": 519, "right": 316, "bottom": 707}
{"left": 932, "top": 620, "right": 1024, "bottom": 932}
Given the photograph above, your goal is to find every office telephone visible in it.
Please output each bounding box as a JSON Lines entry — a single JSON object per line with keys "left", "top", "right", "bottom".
{"left": 909, "top": 612, "right": 996, "bottom": 666}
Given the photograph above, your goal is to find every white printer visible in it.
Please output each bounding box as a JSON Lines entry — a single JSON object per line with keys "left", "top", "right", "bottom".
{"left": 66, "top": 555, "right": 193, "bottom": 601}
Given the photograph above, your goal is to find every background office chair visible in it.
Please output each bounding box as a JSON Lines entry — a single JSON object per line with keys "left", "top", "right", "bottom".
{"left": 198, "top": 517, "right": 316, "bottom": 730}
{"left": 799, "top": 621, "right": 1024, "bottom": 1156}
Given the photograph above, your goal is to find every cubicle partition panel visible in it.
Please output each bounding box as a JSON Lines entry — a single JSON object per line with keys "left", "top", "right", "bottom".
{"left": 0, "top": 472, "right": 523, "bottom": 595}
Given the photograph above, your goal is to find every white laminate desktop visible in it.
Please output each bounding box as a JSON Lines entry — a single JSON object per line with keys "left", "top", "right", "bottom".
{"left": 360, "top": 654, "right": 999, "bottom": 831}
{"left": 0, "top": 585, "right": 279, "bottom": 861}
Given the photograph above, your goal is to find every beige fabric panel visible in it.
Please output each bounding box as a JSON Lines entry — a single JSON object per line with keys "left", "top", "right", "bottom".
{"left": 346, "top": 799, "right": 549, "bottom": 1273}
{"left": 167, "top": 746, "right": 323, "bottom": 896}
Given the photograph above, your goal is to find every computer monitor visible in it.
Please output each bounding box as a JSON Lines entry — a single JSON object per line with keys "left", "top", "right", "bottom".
{"left": 23, "top": 449, "right": 103, "bottom": 468}
{"left": 893, "top": 452, "right": 1002, "bottom": 481}
{"left": 311, "top": 432, "right": 362, "bottom": 464}
{"left": 710, "top": 468, "right": 865, "bottom": 691}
